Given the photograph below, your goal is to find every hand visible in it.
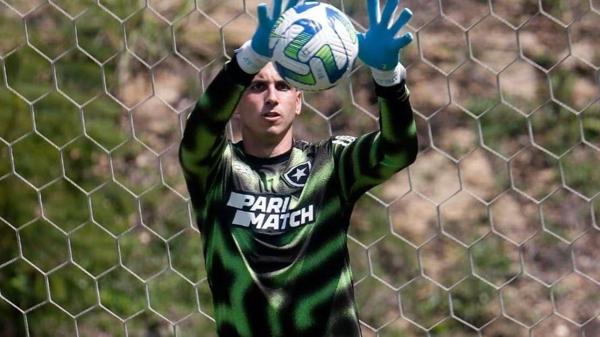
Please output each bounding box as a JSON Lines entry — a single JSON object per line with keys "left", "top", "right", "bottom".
{"left": 357, "top": 0, "right": 413, "bottom": 71}
{"left": 251, "top": 0, "right": 299, "bottom": 57}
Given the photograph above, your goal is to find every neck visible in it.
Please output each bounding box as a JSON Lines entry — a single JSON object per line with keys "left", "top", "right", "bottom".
{"left": 241, "top": 129, "right": 294, "bottom": 158}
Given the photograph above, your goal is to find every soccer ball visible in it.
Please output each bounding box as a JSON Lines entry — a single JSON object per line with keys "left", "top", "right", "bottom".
{"left": 269, "top": 2, "right": 358, "bottom": 91}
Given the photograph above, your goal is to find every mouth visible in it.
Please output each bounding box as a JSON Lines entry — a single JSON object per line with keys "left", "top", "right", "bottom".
{"left": 262, "top": 111, "right": 281, "bottom": 121}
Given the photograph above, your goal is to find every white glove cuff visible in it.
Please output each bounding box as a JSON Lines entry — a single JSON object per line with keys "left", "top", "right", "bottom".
{"left": 370, "top": 63, "right": 406, "bottom": 87}
{"left": 235, "top": 40, "right": 270, "bottom": 75}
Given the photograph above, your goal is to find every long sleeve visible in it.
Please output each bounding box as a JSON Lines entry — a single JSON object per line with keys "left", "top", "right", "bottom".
{"left": 178, "top": 58, "right": 255, "bottom": 195}
{"left": 333, "top": 80, "right": 418, "bottom": 204}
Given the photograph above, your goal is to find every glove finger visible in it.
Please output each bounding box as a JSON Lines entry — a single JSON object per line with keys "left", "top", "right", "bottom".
{"left": 356, "top": 32, "right": 366, "bottom": 48}
{"left": 393, "top": 32, "right": 413, "bottom": 50}
{"left": 257, "top": 3, "right": 270, "bottom": 24}
{"left": 380, "top": 0, "right": 398, "bottom": 27}
{"left": 286, "top": 0, "right": 299, "bottom": 10}
{"left": 366, "top": 0, "right": 379, "bottom": 26}
{"left": 356, "top": 33, "right": 365, "bottom": 56}
{"left": 272, "top": 0, "right": 283, "bottom": 18}
{"left": 390, "top": 8, "right": 412, "bottom": 34}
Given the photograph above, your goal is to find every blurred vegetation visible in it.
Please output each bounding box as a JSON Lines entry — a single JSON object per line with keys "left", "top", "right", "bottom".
{"left": 1, "top": 0, "right": 600, "bottom": 337}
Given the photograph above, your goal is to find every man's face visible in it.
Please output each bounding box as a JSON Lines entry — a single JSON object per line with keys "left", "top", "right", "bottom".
{"left": 236, "top": 63, "right": 302, "bottom": 141}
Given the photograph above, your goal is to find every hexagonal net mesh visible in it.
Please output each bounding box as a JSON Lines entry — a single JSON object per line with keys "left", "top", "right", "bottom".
{"left": 0, "top": 0, "right": 599, "bottom": 336}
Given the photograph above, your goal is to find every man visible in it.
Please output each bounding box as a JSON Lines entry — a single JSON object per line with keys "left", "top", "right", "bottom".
{"left": 178, "top": 0, "right": 418, "bottom": 335}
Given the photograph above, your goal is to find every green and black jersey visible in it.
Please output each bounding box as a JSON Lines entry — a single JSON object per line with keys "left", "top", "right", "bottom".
{"left": 179, "top": 58, "right": 418, "bottom": 337}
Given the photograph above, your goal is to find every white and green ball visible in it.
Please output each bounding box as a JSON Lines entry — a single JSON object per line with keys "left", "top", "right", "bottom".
{"left": 269, "top": 2, "right": 359, "bottom": 91}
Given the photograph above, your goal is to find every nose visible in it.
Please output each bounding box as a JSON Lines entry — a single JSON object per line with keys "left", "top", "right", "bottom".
{"left": 265, "top": 85, "right": 279, "bottom": 105}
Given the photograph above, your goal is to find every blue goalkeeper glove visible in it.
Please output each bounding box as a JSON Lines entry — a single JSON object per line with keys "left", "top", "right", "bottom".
{"left": 252, "top": 0, "right": 299, "bottom": 57}
{"left": 357, "top": 0, "right": 413, "bottom": 85}
{"left": 236, "top": 0, "right": 299, "bottom": 74}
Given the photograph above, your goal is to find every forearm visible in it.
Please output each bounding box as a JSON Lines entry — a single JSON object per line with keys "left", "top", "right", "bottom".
{"left": 334, "top": 80, "right": 418, "bottom": 203}
{"left": 374, "top": 80, "right": 418, "bottom": 169}
{"left": 179, "top": 57, "right": 254, "bottom": 176}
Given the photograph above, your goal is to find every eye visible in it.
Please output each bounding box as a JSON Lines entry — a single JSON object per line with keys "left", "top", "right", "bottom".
{"left": 250, "top": 82, "right": 266, "bottom": 91}
{"left": 276, "top": 82, "right": 291, "bottom": 91}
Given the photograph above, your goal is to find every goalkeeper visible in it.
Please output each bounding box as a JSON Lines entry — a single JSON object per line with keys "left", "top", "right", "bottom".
{"left": 179, "top": 0, "right": 417, "bottom": 335}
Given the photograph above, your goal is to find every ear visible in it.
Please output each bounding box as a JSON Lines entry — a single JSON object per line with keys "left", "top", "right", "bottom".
{"left": 295, "top": 90, "right": 303, "bottom": 115}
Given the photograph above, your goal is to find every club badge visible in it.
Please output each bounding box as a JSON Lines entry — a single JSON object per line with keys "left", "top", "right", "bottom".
{"left": 283, "top": 161, "right": 311, "bottom": 187}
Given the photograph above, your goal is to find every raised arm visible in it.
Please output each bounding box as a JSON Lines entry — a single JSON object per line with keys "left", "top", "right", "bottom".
{"left": 334, "top": 0, "right": 418, "bottom": 203}
{"left": 179, "top": 0, "right": 298, "bottom": 193}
